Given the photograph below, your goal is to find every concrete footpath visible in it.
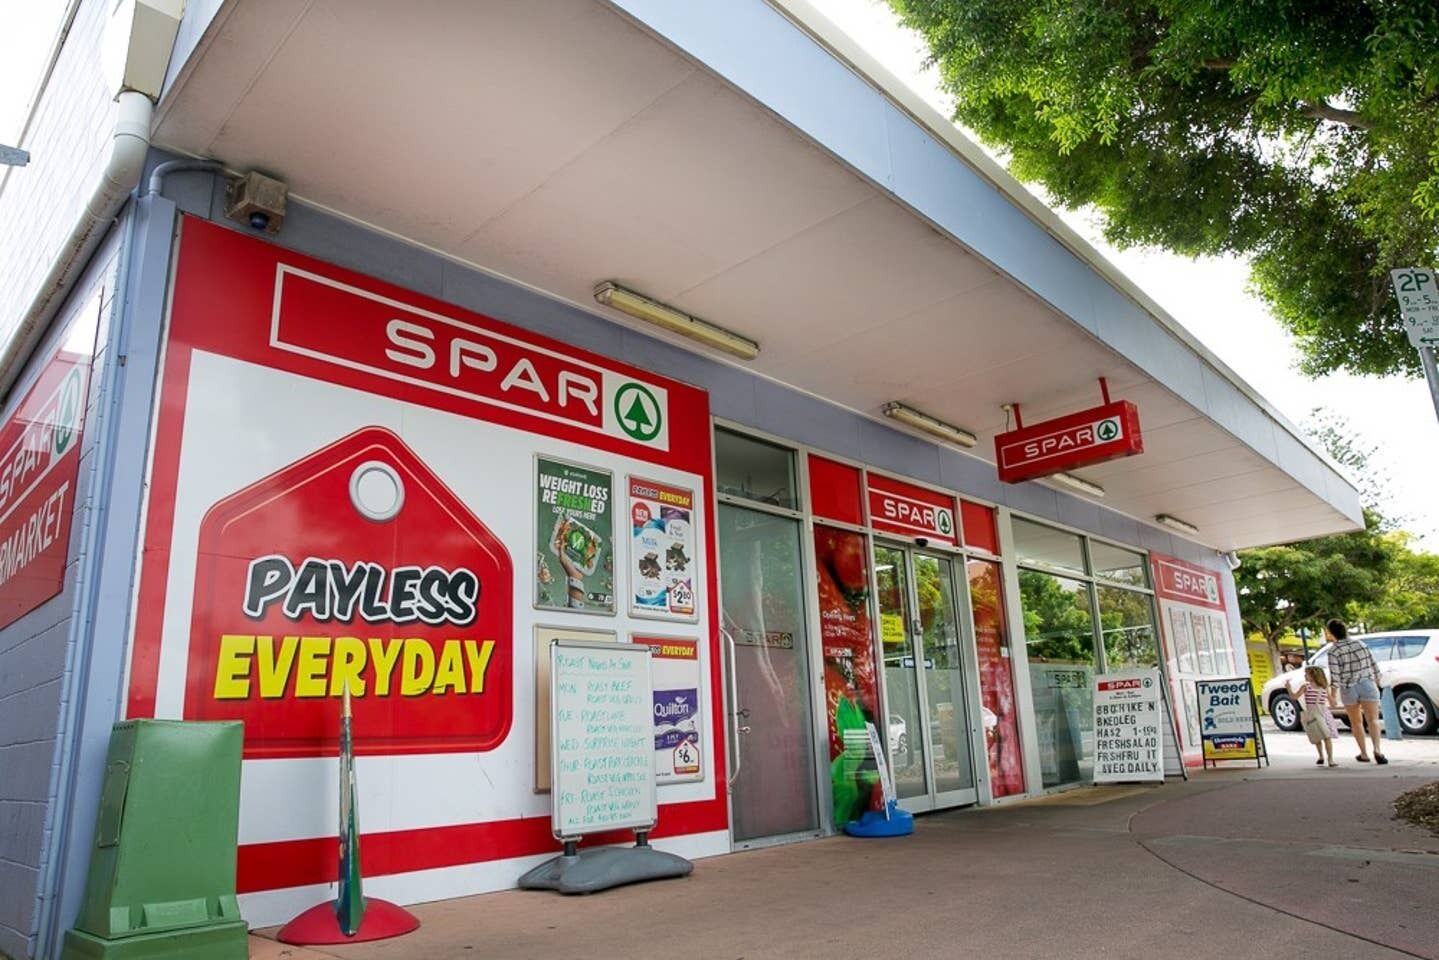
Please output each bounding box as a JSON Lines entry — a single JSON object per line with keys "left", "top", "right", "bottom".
{"left": 251, "top": 727, "right": 1439, "bottom": 959}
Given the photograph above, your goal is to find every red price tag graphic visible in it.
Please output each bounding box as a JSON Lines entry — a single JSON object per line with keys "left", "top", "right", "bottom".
{"left": 183, "top": 426, "right": 514, "bottom": 758}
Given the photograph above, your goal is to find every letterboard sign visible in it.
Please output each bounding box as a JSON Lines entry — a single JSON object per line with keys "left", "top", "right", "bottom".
{"left": 550, "top": 639, "right": 657, "bottom": 839}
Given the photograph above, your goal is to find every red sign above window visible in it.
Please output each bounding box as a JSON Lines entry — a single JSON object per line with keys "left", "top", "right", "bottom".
{"left": 994, "top": 400, "right": 1143, "bottom": 484}
{"left": 865, "top": 474, "right": 958, "bottom": 546}
{"left": 1151, "top": 554, "right": 1226, "bottom": 611}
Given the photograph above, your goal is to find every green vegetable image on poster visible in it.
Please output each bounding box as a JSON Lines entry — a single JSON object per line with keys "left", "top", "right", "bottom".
{"left": 535, "top": 458, "right": 614, "bottom": 614}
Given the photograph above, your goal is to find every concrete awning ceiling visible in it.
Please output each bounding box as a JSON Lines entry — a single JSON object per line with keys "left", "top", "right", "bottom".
{"left": 150, "top": 0, "right": 1362, "bottom": 550}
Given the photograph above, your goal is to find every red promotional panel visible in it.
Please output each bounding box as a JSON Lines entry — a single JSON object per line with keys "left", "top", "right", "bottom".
{"left": 185, "top": 427, "right": 512, "bottom": 758}
{"left": 807, "top": 454, "right": 863, "bottom": 526}
{"left": 814, "top": 524, "right": 881, "bottom": 824}
{"left": 960, "top": 500, "right": 999, "bottom": 555}
{"left": 0, "top": 301, "right": 98, "bottom": 628}
{"left": 865, "top": 473, "right": 958, "bottom": 546}
{"left": 127, "top": 216, "right": 726, "bottom": 905}
{"left": 1152, "top": 554, "right": 1225, "bottom": 610}
{"left": 994, "top": 400, "right": 1143, "bottom": 484}
{"left": 968, "top": 559, "right": 1024, "bottom": 797}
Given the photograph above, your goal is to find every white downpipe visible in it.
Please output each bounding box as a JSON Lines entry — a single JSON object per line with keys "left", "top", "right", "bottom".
{"left": 0, "top": 90, "right": 152, "bottom": 403}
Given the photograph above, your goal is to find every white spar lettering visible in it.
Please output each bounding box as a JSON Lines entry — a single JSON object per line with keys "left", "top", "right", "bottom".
{"left": 382, "top": 319, "right": 599, "bottom": 417}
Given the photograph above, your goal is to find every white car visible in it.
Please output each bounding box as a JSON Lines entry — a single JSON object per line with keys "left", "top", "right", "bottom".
{"left": 1260, "top": 630, "right": 1439, "bottom": 736}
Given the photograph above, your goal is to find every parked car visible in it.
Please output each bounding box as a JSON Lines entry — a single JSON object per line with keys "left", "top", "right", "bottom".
{"left": 1260, "top": 631, "right": 1439, "bottom": 735}
{"left": 888, "top": 713, "right": 908, "bottom": 756}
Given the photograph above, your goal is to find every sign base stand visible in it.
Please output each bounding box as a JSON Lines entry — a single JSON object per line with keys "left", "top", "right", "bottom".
{"left": 277, "top": 898, "right": 419, "bottom": 945}
{"left": 843, "top": 800, "right": 914, "bottom": 838}
{"left": 519, "top": 835, "right": 692, "bottom": 895}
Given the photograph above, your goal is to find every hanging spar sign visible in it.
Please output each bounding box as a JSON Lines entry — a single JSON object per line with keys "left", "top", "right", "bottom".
{"left": 994, "top": 400, "right": 1143, "bottom": 484}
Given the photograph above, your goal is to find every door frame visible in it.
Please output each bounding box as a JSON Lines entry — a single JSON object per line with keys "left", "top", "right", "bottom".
{"left": 873, "top": 537, "right": 981, "bottom": 812}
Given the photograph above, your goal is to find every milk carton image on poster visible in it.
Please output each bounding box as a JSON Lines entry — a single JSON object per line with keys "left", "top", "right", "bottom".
{"left": 628, "top": 476, "right": 697, "bottom": 621}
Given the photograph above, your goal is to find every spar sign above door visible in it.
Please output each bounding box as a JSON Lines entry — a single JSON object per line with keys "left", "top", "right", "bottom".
{"left": 273, "top": 265, "right": 670, "bottom": 451}
{"left": 866, "top": 474, "right": 958, "bottom": 546}
{"left": 994, "top": 400, "right": 1143, "bottom": 484}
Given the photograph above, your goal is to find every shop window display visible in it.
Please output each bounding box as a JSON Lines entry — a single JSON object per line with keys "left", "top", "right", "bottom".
{"left": 1019, "top": 569, "right": 1096, "bottom": 787}
{"left": 968, "top": 559, "right": 1024, "bottom": 797}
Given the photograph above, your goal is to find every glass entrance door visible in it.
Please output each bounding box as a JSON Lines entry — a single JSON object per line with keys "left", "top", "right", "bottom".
{"left": 875, "top": 544, "right": 978, "bottom": 811}
{"left": 718, "top": 504, "right": 822, "bottom": 845}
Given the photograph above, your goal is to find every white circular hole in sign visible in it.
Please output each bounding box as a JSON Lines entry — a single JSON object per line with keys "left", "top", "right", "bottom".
{"left": 350, "top": 461, "right": 405, "bottom": 522}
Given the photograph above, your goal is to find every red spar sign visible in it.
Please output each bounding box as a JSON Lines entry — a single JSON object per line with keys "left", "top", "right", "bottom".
{"left": 994, "top": 400, "right": 1143, "bottom": 484}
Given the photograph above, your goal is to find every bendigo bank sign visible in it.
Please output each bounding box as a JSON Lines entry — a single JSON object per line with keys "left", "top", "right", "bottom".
{"left": 183, "top": 427, "right": 514, "bottom": 758}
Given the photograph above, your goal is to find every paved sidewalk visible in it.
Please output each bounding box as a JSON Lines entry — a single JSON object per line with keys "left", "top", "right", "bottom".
{"left": 250, "top": 735, "right": 1439, "bottom": 959}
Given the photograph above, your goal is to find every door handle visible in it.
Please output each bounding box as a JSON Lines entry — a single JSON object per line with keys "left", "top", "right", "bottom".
{"left": 723, "top": 628, "right": 743, "bottom": 787}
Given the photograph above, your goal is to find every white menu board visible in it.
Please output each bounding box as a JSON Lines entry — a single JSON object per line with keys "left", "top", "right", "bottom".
{"left": 550, "top": 639, "right": 657, "bottom": 839}
{"left": 1092, "top": 669, "right": 1165, "bottom": 783}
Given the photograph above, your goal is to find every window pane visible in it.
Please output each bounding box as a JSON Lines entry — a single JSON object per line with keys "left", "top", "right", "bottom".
{"left": 1363, "top": 637, "right": 1397, "bottom": 662}
{"left": 1018, "top": 569, "right": 1096, "bottom": 787}
{"left": 1012, "top": 518, "right": 1086, "bottom": 576}
{"left": 1396, "top": 636, "right": 1430, "bottom": 659}
{"left": 1089, "top": 542, "right": 1148, "bottom": 587}
{"left": 1097, "top": 585, "right": 1158, "bottom": 668}
{"left": 715, "top": 429, "right": 797, "bottom": 508}
{"left": 718, "top": 506, "right": 820, "bottom": 841}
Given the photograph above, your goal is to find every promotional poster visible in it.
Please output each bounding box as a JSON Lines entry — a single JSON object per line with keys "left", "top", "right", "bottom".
{"left": 633, "top": 635, "right": 704, "bottom": 783}
{"left": 1197, "top": 677, "right": 1260, "bottom": 762}
{"left": 968, "top": 559, "right": 1025, "bottom": 797}
{"left": 535, "top": 458, "right": 614, "bottom": 614}
{"left": 1092, "top": 670, "right": 1164, "bottom": 783}
{"left": 629, "top": 477, "right": 696, "bottom": 621}
{"left": 814, "top": 524, "right": 881, "bottom": 825}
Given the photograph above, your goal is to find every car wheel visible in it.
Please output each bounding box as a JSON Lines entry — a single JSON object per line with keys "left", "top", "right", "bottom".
{"left": 1270, "top": 694, "right": 1301, "bottom": 732}
{"left": 1394, "top": 689, "right": 1437, "bottom": 735}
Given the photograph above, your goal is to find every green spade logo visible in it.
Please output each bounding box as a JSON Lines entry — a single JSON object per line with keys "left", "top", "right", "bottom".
{"left": 1096, "top": 418, "right": 1120, "bottom": 443}
{"left": 53, "top": 369, "right": 82, "bottom": 456}
{"left": 613, "top": 382, "right": 662, "bottom": 443}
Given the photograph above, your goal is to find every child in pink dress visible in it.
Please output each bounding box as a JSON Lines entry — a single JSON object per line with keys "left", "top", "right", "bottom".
{"left": 1291, "top": 665, "right": 1340, "bottom": 767}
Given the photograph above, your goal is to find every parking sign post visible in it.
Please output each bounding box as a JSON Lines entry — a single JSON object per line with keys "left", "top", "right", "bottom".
{"left": 1389, "top": 267, "right": 1439, "bottom": 424}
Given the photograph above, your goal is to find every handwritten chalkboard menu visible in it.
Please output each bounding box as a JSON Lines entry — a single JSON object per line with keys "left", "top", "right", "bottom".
{"left": 550, "top": 639, "right": 657, "bottom": 839}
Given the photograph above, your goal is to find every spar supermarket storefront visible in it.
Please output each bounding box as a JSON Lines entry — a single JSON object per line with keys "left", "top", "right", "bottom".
{"left": 0, "top": 0, "right": 1368, "bottom": 954}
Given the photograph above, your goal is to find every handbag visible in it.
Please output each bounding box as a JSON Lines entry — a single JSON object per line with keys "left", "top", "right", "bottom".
{"left": 1299, "top": 705, "right": 1328, "bottom": 744}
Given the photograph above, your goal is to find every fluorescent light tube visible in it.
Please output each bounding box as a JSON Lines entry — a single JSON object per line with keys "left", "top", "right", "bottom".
{"left": 594, "top": 282, "right": 759, "bottom": 360}
{"left": 1051, "top": 472, "right": 1105, "bottom": 498}
{"left": 881, "top": 401, "right": 977, "bottom": 448}
{"left": 1155, "top": 513, "right": 1200, "bottom": 537}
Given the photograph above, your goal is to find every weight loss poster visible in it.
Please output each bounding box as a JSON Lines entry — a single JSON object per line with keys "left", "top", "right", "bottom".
{"left": 535, "top": 458, "right": 614, "bottom": 613}
{"left": 628, "top": 476, "right": 697, "bottom": 621}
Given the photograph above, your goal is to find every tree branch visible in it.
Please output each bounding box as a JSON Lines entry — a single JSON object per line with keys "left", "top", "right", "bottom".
{"left": 1299, "top": 100, "right": 1373, "bottom": 131}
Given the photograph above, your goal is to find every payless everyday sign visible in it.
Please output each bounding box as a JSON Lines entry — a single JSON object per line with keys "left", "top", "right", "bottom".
{"left": 994, "top": 400, "right": 1143, "bottom": 484}
{"left": 184, "top": 427, "right": 514, "bottom": 758}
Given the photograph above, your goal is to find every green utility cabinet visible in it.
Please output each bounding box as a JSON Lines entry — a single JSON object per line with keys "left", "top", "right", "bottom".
{"left": 61, "top": 720, "right": 248, "bottom": 960}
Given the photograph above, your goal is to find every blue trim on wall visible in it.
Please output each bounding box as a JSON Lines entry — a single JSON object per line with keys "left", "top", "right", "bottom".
{"left": 41, "top": 194, "right": 180, "bottom": 956}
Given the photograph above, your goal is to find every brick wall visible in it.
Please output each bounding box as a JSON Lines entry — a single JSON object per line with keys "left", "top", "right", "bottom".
{"left": 0, "top": 0, "right": 116, "bottom": 357}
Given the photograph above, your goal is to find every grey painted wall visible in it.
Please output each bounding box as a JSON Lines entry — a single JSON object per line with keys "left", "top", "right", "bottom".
{"left": 0, "top": 224, "right": 122, "bottom": 960}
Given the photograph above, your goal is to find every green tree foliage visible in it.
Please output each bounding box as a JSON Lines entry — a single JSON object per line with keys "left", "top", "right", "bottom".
{"left": 1235, "top": 508, "right": 1396, "bottom": 657}
{"left": 1018, "top": 570, "right": 1094, "bottom": 662}
{"left": 888, "top": 0, "right": 1439, "bottom": 377}
{"left": 1354, "top": 532, "right": 1439, "bottom": 629}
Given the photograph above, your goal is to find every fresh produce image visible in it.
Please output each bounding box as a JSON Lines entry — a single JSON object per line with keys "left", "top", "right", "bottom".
{"left": 814, "top": 525, "right": 881, "bottom": 824}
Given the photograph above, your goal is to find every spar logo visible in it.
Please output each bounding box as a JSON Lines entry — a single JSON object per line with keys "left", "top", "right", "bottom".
{"left": 1011, "top": 416, "right": 1124, "bottom": 465}
{"left": 271, "top": 265, "right": 670, "bottom": 450}
{"left": 1095, "top": 417, "right": 1120, "bottom": 443}
{"left": 53, "top": 369, "right": 82, "bottom": 456}
{"left": 1159, "top": 559, "right": 1220, "bottom": 604}
{"left": 614, "top": 381, "right": 663, "bottom": 443}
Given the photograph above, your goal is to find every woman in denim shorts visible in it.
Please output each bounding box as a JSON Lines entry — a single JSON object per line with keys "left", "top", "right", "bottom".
{"left": 1325, "top": 618, "right": 1387, "bottom": 764}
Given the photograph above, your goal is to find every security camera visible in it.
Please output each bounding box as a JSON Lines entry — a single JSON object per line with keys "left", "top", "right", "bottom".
{"left": 915, "top": 537, "right": 929, "bottom": 548}
{"left": 225, "top": 170, "right": 288, "bottom": 235}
